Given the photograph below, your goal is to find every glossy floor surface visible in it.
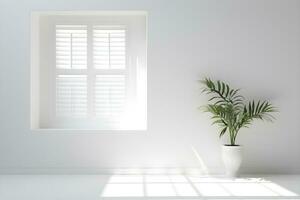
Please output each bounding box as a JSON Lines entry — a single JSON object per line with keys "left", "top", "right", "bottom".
{"left": 0, "top": 175, "right": 299, "bottom": 200}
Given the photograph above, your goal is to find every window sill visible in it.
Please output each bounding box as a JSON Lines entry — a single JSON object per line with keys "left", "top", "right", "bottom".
{"left": 30, "top": 129, "right": 147, "bottom": 134}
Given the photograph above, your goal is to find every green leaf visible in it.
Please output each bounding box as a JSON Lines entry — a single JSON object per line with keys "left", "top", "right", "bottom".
{"left": 225, "top": 84, "right": 230, "bottom": 97}
{"left": 212, "top": 120, "right": 223, "bottom": 126}
{"left": 217, "top": 81, "right": 221, "bottom": 92}
{"left": 208, "top": 96, "right": 220, "bottom": 102}
{"left": 221, "top": 82, "right": 226, "bottom": 95}
{"left": 255, "top": 101, "right": 260, "bottom": 114}
{"left": 219, "top": 127, "right": 227, "bottom": 138}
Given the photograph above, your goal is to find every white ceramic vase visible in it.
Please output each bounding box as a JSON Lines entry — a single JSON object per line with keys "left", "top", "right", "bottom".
{"left": 222, "top": 145, "right": 243, "bottom": 178}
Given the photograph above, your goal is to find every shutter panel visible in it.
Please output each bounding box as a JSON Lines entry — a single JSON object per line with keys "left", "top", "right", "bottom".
{"left": 94, "top": 75, "right": 126, "bottom": 125}
{"left": 93, "top": 27, "right": 126, "bottom": 69}
{"left": 56, "top": 25, "right": 87, "bottom": 69}
{"left": 56, "top": 75, "right": 88, "bottom": 117}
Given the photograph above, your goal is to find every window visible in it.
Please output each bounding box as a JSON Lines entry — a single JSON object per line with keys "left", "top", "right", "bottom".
{"left": 31, "top": 11, "right": 147, "bottom": 130}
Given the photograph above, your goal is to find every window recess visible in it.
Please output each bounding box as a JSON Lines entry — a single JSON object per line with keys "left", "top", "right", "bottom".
{"left": 31, "top": 11, "right": 147, "bottom": 131}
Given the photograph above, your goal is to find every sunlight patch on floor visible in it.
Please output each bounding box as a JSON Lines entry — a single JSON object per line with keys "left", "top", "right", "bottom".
{"left": 100, "top": 175, "right": 299, "bottom": 198}
{"left": 101, "top": 183, "right": 144, "bottom": 197}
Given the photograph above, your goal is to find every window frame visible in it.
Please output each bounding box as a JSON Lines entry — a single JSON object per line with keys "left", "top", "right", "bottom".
{"left": 30, "top": 11, "right": 147, "bottom": 131}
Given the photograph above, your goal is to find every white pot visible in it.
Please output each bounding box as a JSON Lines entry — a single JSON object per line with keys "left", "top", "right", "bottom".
{"left": 222, "top": 145, "right": 243, "bottom": 178}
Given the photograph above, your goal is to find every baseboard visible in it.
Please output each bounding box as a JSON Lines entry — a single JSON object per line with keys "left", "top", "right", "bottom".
{"left": 0, "top": 167, "right": 223, "bottom": 175}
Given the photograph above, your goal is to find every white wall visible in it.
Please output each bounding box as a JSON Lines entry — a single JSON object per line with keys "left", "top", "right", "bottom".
{"left": 0, "top": 0, "right": 299, "bottom": 174}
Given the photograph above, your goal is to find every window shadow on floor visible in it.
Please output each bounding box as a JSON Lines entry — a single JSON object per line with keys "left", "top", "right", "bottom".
{"left": 99, "top": 175, "right": 299, "bottom": 199}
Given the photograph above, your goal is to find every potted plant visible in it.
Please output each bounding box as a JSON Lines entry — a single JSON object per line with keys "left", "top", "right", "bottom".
{"left": 200, "top": 78, "right": 276, "bottom": 177}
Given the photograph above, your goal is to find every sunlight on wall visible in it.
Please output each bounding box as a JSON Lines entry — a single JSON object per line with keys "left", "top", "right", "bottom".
{"left": 191, "top": 145, "right": 209, "bottom": 174}
{"left": 100, "top": 175, "right": 298, "bottom": 198}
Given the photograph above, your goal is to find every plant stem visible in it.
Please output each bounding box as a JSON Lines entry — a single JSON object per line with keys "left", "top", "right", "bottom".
{"left": 233, "top": 131, "right": 238, "bottom": 145}
{"left": 229, "top": 129, "right": 235, "bottom": 145}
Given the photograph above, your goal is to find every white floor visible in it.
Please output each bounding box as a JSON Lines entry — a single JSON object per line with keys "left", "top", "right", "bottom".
{"left": 0, "top": 175, "right": 299, "bottom": 200}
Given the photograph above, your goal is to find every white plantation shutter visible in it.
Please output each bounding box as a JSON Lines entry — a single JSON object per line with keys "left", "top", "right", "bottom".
{"left": 56, "top": 75, "right": 88, "bottom": 117}
{"left": 55, "top": 25, "right": 87, "bottom": 69}
{"left": 94, "top": 75, "right": 126, "bottom": 125}
{"left": 93, "top": 27, "right": 126, "bottom": 69}
{"left": 55, "top": 24, "right": 127, "bottom": 125}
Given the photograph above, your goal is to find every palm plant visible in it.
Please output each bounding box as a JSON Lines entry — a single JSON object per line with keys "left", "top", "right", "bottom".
{"left": 200, "top": 78, "right": 276, "bottom": 146}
